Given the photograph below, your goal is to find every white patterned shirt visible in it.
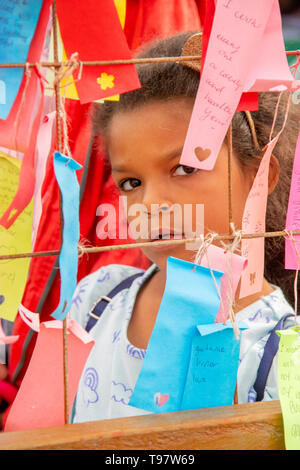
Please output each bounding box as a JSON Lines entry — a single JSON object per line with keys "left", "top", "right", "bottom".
{"left": 69, "top": 263, "right": 295, "bottom": 423}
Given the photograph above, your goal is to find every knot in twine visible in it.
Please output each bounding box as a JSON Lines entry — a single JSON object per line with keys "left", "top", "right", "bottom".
{"left": 194, "top": 224, "right": 243, "bottom": 338}
{"left": 53, "top": 52, "right": 83, "bottom": 87}
{"left": 193, "top": 231, "right": 218, "bottom": 266}
{"left": 221, "top": 222, "right": 243, "bottom": 255}
{"left": 193, "top": 232, "right": 233, "bottom": 332}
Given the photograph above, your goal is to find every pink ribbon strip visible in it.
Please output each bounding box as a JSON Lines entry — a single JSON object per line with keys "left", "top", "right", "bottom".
{"left": 43, "top": 319, "right": 94, "bottom": 345}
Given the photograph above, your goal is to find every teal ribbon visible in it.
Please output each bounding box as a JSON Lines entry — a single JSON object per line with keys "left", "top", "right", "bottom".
{"left": 51, "top": 152, "right": 82, "bottom": 321}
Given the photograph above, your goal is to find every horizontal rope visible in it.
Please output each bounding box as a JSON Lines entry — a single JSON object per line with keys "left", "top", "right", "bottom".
{"left": 1, "top": 229, "right": 300, "bottom": 261}
{"left": 0, "top": 50, "right": 299, "bottom": 68}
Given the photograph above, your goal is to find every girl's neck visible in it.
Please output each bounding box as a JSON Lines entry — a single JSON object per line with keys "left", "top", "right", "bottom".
{"left": 234, "top": 277, "right": 274, "bottom": 313}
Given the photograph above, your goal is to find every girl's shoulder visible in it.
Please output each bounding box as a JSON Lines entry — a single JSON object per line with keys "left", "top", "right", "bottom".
{"left": 238, "top": 285, "right": 294, "bottom": 325}
{"left": 69, "top": 264, "right": 146, "bottom": 327}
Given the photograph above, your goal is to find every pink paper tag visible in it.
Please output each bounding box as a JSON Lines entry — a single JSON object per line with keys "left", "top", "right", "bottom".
{"left": 18, "top": 304, "right": 41, "bottom": 332}
{"left": 239, "top": 135, "right": 280, "bottom": 298}
{"left": 4, "top": 321, "right": 94, "bottom": 432}
{"left": 31, "top": 111, "right": 56, "bottom": 248}
{"left": 285, "top": 130, "right": 300, "bottom": 270}
{"left": 180, "top": 0, "right": 273, "bottom": 171}
{"left": 244, "top": 0, "right": 299, "bottom": 93}
{"left": 0, "top": 76, "right": 44, "bottom": 229}
{"left": 199, "top": 244, "right": 247, "bottom": 322}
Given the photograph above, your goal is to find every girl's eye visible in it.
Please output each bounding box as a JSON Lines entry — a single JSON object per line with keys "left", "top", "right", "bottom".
{"left": 173, "top": 165, "right": 198, "bottom": 176}
{"left": 119, "top": 178, "right": 141, "bottom": 192}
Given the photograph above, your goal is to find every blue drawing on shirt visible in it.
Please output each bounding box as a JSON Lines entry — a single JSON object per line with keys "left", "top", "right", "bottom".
{"left": 71, "top": 279, "right": 89, "bottom": 310}
{"left": 83, "top": 367, "right": 99, "bottom": 406}
{"left": 112, "top": 329, "right": 121, "bottom": 344}
{"left": 248, "top": 308, "right": 270, "bottom": 323}
{"left": 97, "top": 271, "right": 110, "bottom": 283}
{"left": 248, "top": 387, "right": 257, "bottom": 403}
{"left": 126, "top": 343, "right": 146, "bottom": 360}
{"left": 111, "top": 381, "right": 133, "bottom": 405}
{"left": 268, "top": 293, "right": 280, "bottom": 303}
{"left": 110, "top": 290, "right": 127, "bottom": 311}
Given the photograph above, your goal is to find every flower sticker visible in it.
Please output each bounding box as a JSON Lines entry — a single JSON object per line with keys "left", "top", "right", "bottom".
{"left": 97, "top": 73, "right": 115, "bottom": 90}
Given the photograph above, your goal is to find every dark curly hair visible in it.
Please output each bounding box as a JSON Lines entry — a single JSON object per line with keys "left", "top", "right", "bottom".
{"left": 92, "top": 31, "right": 300, "bottom": 311}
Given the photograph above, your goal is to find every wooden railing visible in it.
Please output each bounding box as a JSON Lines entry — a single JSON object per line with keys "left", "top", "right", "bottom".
{"left": 0, "top": 400, "right": 285, "bottom": 450}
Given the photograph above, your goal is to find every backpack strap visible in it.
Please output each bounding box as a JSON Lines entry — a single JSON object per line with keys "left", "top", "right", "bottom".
{"left": 85, "top": 272, "right": 144, "bottom": 333}
{"left": 253, "top": 312, "right": 295, "bottom": 401}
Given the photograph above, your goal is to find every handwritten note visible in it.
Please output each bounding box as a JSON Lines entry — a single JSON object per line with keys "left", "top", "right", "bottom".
{"left": 0, "top": 152, "right": 33, "bottom": 322}
{"left": 181, "top": 321, "right": 248, "bottom": 411}
{"left": 180, "top": 0, "right": 273, "bottom": 171}
{"left": 51, "top": 153, "right": 82, "bottom": 321}
{"left": 200, "top": 0, "right": 259, "bottom": 112}
{"left": 277, "top": 328, "right": 300, "bottom": 450}
{"left": 198, "top": 244, "right": 247, "bottom": 323}
{"left": 4, "top": 320, "right": 94, "bottom": 431}
{"left": 129, "top": 257, "right": 223, "bottom": 413}
{"left": 0, "top": 0, "right": 43, "bottom": 119}
{"left": 285, "top": 130, "right": 300, "bottom": 270}
{"left": 239, "top": 135, "right": 279, "bottom": 299}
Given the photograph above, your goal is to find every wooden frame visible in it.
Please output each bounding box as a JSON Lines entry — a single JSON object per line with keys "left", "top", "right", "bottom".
{"left": 0, "top": 401, "right": 284, "bottom": 450}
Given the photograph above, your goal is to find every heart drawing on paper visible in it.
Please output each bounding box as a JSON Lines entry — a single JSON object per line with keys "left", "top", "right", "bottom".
{"left": 154, "top": 392, "right": 169, "bottom": 407}
{"left": 194, "top": 146, "right": 211, "bottom": 162}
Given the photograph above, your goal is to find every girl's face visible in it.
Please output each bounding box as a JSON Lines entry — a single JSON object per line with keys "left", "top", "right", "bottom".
{"left": 107, "top": 98, "right": 256, "bottom": 271}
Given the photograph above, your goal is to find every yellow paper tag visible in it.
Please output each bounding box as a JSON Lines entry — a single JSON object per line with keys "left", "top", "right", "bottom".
{"left": 277, "top": 328, "right": 300, "bottom": 450}
{"left": 0, "top": 152, "right": 33, "bottom": 321}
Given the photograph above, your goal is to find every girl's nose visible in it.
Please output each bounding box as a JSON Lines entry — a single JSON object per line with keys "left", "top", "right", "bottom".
{"left": 142, "top": 184, "right": 173, "bottom": 215}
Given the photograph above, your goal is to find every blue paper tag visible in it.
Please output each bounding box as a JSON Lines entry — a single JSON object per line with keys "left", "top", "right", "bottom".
{"left": 0, "top": 1, "right": 43, "bottom": 119}
{"left": 129, "top": 257, "right": 224, "bottom": 413}
{"left": 180, "top": 321, "right": 249, "bottom": 411}
{"left": 51, "top": 152, "right": 82, "bottom": 321}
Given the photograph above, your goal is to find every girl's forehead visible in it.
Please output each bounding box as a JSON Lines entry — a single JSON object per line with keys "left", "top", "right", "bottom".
{"left": 107, "top": 99, "right": 194, "bottom": 160}
{"left": 108, "top": 98, "right": 194, "bottom": 132}
{"left": 107, "top": 98, "right": 194, "bottom": 155}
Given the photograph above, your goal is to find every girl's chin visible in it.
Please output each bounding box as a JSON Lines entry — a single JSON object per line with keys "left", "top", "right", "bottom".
{"left": 142, "top": 244, "right": 196, "bottom": 266}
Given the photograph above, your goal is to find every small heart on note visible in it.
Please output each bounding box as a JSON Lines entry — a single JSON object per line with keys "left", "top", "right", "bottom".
{"left": 154, "top": 392, "right": 169, "bottom": 407}
{"left": 194, "top": 146, "right": 211, "bottom": 162}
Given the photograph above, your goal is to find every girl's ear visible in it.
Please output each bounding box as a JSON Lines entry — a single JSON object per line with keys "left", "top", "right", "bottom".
{"left": 268, "top": 154, "right": 280, "bottom": 195}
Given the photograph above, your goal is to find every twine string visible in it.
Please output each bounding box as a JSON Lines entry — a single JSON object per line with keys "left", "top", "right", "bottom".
{"left": 0, "top": 50, "right": 298, "bottom": 69}
{"left": 193, "top": 232, "right": 228, "bottom": 326}
{"left": 269, "top": 55, "right": 300, "bottom": 144}
{"left": 284, "top": 230, "right": 300, "bottom": 325}
{"left": 52, "top": 0, "right": 69, "bottom": 426}
{"left": 3, "top": 229, "right": 300, "bottom": 261}
{"left": 221, "top": 223, "right": 243, "bottom": 339}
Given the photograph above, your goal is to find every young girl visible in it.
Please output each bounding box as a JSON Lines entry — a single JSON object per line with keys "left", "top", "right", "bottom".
{"left": 69, "top": 32, "right": 300, "bottom": 423}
